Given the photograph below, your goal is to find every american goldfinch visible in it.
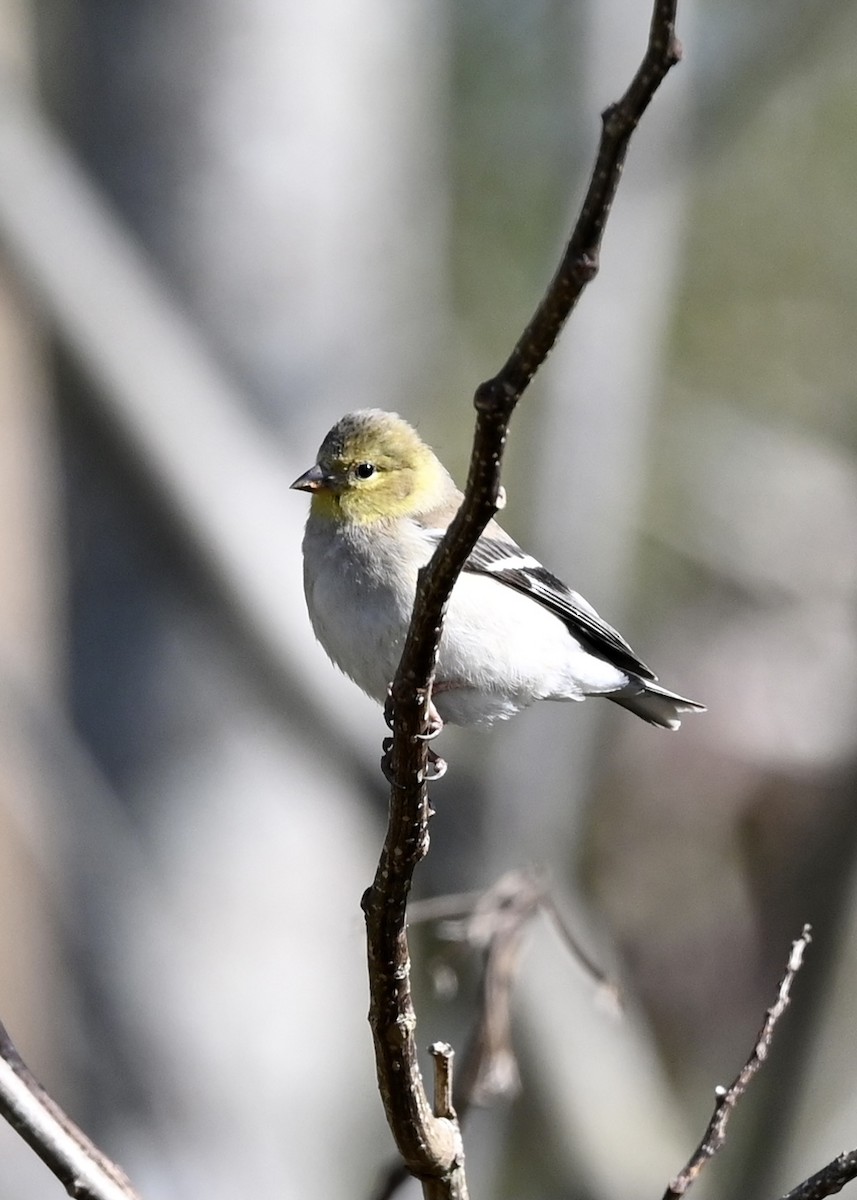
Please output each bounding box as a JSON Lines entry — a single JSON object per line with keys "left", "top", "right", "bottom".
{"left": 292, "top": 409, "right": 705, "bottom": 731}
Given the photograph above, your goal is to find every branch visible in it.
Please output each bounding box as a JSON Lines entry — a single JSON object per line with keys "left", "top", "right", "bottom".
{"left": 780, "top": 1150, "right": 857, "bottom": 1200}
{"left": 442, "top": 871, "right": 616, "bottom": 1108}
{"left": 370, "top": 871, "right": 616, "bottom": 1200}
{"left": 664, "top": 925, "right": 813, "bottom": 1199}
{"left": 0, "top": 1020, "right": 142, "bottom": 1200}
{"left": 392, "top": 0, "right": 683, "bottom": 724}
{"left": 362, "top": 4, "right": 682, "bottom": 1197}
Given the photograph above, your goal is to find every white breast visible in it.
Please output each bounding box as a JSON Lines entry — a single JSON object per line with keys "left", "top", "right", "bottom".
{"left": 302, "top": 518, "right": 425, "bottom": 704}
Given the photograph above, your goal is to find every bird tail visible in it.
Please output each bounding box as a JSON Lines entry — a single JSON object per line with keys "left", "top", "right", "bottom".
{"left": 607, "top": 677, "right": 706, "bottom": 731}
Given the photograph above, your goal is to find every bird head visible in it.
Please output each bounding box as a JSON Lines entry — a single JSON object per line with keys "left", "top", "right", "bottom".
{"left": 291, "top": 409, "right": 452, "bottom": 523}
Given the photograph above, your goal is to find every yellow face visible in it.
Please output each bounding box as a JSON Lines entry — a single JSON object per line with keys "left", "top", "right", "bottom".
{"left": 290, "top": 410, "right": 446, "bottom": 523}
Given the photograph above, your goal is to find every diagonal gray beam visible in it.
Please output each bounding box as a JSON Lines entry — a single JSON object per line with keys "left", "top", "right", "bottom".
{"left": 0, "top": 76, "right": 375, "bottom": 768}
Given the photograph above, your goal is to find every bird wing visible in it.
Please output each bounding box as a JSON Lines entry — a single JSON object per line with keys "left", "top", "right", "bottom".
{"left": 425, "top": 528, "right": 656, "bottom": 680}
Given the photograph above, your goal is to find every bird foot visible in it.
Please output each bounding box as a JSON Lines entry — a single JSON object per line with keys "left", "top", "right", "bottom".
{"left": 415, "top": 701, "right": 444, "bottom": 742}
{"left": 380, "top": 738, "right": 447, "bottom": 784}
{"left": 384, "top": 691, "right": 444, "bottom": 741}
{"left": 380, "top": 737, "right": 400, "bottom": 787}
{"left": 423, "top": 748, "right": 447, "bottom": 781}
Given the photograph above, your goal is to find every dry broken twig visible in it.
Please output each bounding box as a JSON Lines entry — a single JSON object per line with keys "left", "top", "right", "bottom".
{"left": 664, "top": 925, "right": 813, "bottom": 1199}
{"left": 361, "top": 3, "right": 682, "bottom": 1196}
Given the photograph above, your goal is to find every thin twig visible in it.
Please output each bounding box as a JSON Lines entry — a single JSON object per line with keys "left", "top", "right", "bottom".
{"left": 664, "top": 925, "right": 813, "bottom": 1198}
{"left": 0, "top": 1020, "right": 142, "bottom": 1200}
{"left": 407, "top": 891, "right": 486, "bottom": 925}
{"left": 362, "top": 6, "right": 682, "bottom": 1196}
{"left": 540, "top": 892, "right": 618, "bottom": 1001}
{"left": 780, "top": 1149, "right": 857, "bottom": 1200}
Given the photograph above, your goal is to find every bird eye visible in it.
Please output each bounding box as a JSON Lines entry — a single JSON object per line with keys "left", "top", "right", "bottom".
{"left": 355, "top": 462, "right": 376, "bottom": 480}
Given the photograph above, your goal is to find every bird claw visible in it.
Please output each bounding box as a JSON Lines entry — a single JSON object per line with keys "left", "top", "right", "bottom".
{"left": 381, "top": 738, "right": 447, "bottom": 784}
{"left": 380, "top": 737, "right": 399, "bottom": 788}
{"left": 414, "top": 721, "right": 443, "bottom": 742}
{"left": 415, "top": 700, "right": 444, "bottom": 742}
{"left": 384, "top": 692, "right": 444, "bottom": 742}
{"left": 422, "top": 749, "right": 448, "bottom": 781}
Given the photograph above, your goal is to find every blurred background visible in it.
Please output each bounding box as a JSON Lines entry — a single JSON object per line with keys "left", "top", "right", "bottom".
{"left": 1, "top": 0, "right": 856, "bottom": 1197}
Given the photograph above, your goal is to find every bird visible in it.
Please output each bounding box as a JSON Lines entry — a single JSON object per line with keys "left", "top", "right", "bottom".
{"left": 291, "top": 409, "right": 705, "bottom": 736}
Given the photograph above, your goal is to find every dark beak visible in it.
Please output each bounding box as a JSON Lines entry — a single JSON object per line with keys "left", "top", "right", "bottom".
{"left": 290, "top": 463, "right": 329, "bottom": 493}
